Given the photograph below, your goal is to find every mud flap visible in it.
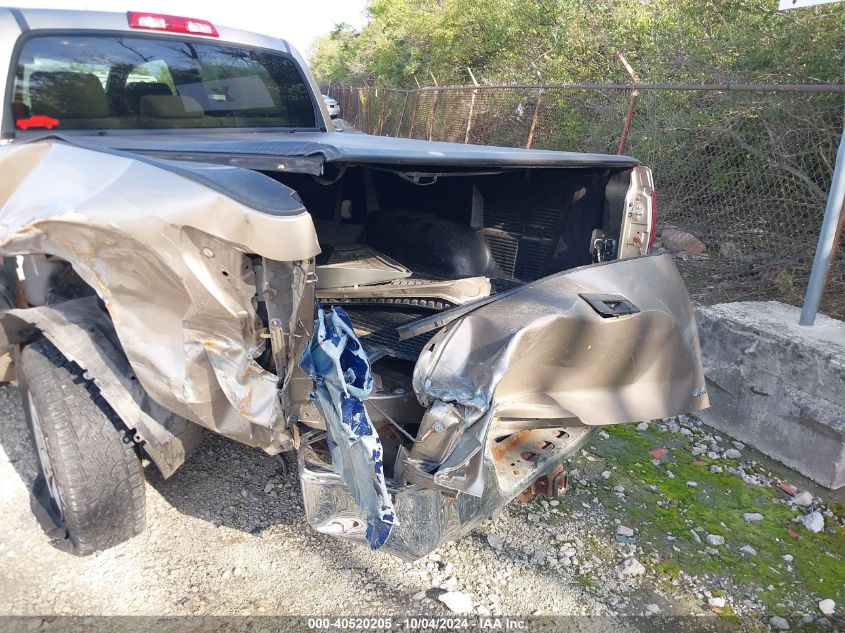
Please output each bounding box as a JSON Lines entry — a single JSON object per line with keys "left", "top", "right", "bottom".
{"left": 299, "top": 304, "right": 396, "bottom": 548}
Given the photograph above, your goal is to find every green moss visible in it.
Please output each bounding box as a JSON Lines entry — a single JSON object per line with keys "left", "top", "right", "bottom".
{"left": 718, "top": 605, "right": 741, "bottom": 624}
{"left": 586, "top": 423, "right": 845, "bottom": 614}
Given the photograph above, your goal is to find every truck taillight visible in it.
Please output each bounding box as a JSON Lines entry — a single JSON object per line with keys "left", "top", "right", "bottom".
{"left": 648, "top": 190, "right": 657, "bottom": 251}
{"left": 127, "top": 12, "right": 219, "bottom": 37}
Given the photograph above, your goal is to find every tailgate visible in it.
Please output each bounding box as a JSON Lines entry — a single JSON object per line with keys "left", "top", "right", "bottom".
{"left": 405, "top": 254, "right": 708, "bottom": 494}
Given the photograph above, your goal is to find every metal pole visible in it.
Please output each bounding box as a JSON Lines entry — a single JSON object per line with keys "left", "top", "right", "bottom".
{"left": 800, "top": 126, "right": 845, "bottom": 326}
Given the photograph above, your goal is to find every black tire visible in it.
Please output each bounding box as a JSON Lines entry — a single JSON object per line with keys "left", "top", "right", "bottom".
{"left": 18, "top": 338, "right": 145, "bottom": 555}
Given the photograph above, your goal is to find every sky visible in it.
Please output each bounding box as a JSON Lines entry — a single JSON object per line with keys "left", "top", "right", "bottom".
{"left": 8, "top": 0, "right": 370, "bottom": 57}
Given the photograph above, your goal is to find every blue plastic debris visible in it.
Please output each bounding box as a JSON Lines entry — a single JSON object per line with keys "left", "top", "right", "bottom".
{"left": 299, "top": 303, "right": 396, "bottom": 548}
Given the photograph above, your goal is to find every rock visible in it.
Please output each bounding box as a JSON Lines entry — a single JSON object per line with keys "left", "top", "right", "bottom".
{"left": 723, "top": 449, "right": 742, "bottom": 459}
{"left": 616, "top": 525, "right": 634, "bottom": 537}
{"left": 707, "top": 451, "right": 721, "bottom": 460}
{"left": 679, "top": 427, "right": 693, "bottom": 436}
{"left": 645, "top": 603, "right": 660, "bottom": 615}
{"left": 612, "top": 485, "right": 625, "bottom": 494}
{"left": 598, "top": 430, "right": 610, "bottom": 440}
{"left": 601, "top": 470, "right": 612, "bottom": 480}
{"left": 708, "top": 597, "right": 726, "bottom": 608}
{"left": 263, "top": 482, "right": 274, "bottom": 494}
{"left": 486, "top": 534, "right": 504, "bottom": 551}
{"left": 636, "top": 422, "right": 649, "bottom": 431}
{"left": 686, "top": 481, "right": 698, "bottom": 487}
{"left": 792, "top": 491, "right": 813, "bottom": 507}
{"left": 618, "top": 557, "right": 645, "bottom": 576}
{"left": 232, "top": 566, "right": 242, "bottom": 577}
{"left": 719, "top": 241, "right": 742, "bottom": 259}
{"left": 740, "top": 545, "right": 757, "bottom": 555}
{"left": 710, "top": 465, "right": 723, "bottom": 474}
{"left": 797, "top": 511, "right": 824, "bottom": 533}
{"left": 690, "top": 530, "right": 702, "bottom": 544}
{"left": 770, "top": 615, "right": 790, "bottom": 630}
{"left": 691, "top": 446, "right": 707, "bottom": 456}
{"left": 743, "top": 512, "right": 764, "bottom": 523}
{"left": 411, "top": 591, "right": 426, "bottom": 601}
{"left": 438, "top": 591, "right": 473, "bottom": 614}
{"left": 782, "top": 554, "right": 793, "bottom": 562}
{"left": 732, "top": 440, "right": 746, "bottom": 450}
{"left": 560, "top": 545, "right": 577, "bottom": 558}
{"left": 818, "top": 599, "right": 835, "bottom": 616}
{"left": 661, "top": 228, "right": 707, "bottom": 255}
{"left": 666, "top": 470, "right": 675, "bottom": 479}
{"left": 706, "top": 534, "right": 725, "bottom": 546}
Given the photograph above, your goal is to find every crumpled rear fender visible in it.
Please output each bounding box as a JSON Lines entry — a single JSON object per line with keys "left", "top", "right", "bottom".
{"left": 0, "top": 140, "right": 319, "bottom": 453}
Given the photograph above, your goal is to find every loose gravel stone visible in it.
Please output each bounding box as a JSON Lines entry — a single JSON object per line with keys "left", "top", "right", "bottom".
{"left": 819, "top": 599, "right": 835, "bottom": 616}
{"left": 438, "top": 592, "right": 473, "bottom": 614}
{"left": 743, "top": 513, "right": 763, "bottom": 522}
{"left": 796, "top": 511, "right": 824, "bottom": 533}
{"left": 616, "top": 525, "right": 634, "bottom": 537}
{"left": 791, "top": 491, "right": 813, "bottom": 507}
{"left": 723, "top": 449, "right": 742, "bottom": 459}
{"left": 770, "top": 615, "right": 790, "bottom": 630}
{"left": 706, "top": 535, "right": 725, "bottom": 546}
{"left": 618, "top": 558, "right": 645, "bottom": 576}
{"left": 486, "top": 534, "right": 504, "bottom": 551}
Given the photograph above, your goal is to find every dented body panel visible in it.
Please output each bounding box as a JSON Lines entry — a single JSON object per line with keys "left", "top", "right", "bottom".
{"left": 0, "top": 140, "right": 318, "bottom": 452}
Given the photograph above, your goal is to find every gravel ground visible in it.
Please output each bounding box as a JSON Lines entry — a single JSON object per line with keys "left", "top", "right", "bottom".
{"left": 0, "top": 382, "right": 684, "bottom": 624}
{"left": 1, "top": 379, "right": 841, "bottom": 629}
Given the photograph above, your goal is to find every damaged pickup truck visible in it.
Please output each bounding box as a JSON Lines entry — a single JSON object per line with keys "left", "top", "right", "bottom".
{"left": 0, "top": 7, "right": 708, "bottom": 559}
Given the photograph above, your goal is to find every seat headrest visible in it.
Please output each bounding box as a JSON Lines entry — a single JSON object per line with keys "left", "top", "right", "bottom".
{"left": 124, "top": 82, "right": 173, "bottom": 114}
{"left": 139, "top": 95, "right": 203, "bottom": 119}
{"left": 29, "top": 71, "right": 109, "bottom": 119}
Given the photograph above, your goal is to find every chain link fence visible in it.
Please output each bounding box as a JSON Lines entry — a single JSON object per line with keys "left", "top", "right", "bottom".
{"left": 327, "top": 83, "right": 845, "bottom": 320}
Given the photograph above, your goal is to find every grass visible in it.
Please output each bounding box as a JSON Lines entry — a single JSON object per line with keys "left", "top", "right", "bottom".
{"left": 565, "top": 421, "right": 845, "bottom": 618}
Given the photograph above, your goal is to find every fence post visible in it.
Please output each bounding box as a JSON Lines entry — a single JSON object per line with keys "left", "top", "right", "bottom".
{"left": 428, "top": 71, "right": 439, "bottom": 142}
{"left": 396, "top": 91, "right": 410, "bottom": 137}
{"left": 617, "top": 52, "right": 641, "bottom": 155}
{"left": 464, "top": 68, "right": 479, "bottom": 145}
{"left": 378, "top": 91, "right": 388, "bottom": 136}
{"left": 526, "top": 84, "right": 543, "bottom": 149}
{"left": 409, "top": 90, "right": 419, "bottom": 138}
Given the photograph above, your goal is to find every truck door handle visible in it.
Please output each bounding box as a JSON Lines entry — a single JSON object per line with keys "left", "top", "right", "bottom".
{"left": 579, "top": 293, "right": 640, "bottom": 318}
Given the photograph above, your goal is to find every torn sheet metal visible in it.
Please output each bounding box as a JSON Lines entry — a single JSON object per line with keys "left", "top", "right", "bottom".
{"left": 299, "top": 304, "right": 396, "bottom": 548}
{"left": 0, "top": 140, "right": 320, "bottom": 452}
{"left": 300, "top": 424, "right": 594, "bottom": 560}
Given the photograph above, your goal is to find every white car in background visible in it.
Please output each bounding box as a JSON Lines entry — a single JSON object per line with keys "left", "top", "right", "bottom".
{"left": 322, "top": 94, "right": 341, "bottom": 118}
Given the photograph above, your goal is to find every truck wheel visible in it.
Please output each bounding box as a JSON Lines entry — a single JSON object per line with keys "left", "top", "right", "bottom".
{"left": 18, "top": 338, "right": 145, "bottom": 555}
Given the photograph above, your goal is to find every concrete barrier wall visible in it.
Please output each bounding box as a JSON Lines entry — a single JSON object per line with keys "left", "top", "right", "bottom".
{"left": 694, "top": 301, "right": 845, "bottom": 489}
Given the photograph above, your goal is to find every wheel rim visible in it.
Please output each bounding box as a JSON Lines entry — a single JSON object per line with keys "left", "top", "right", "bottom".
{"left": 26, "top": 392, "right": 64, "bottom": 520}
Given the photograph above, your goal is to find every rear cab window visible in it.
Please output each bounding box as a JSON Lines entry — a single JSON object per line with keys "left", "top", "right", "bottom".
{"left": 11, "top": 34, "right": 318, "bottom": 131}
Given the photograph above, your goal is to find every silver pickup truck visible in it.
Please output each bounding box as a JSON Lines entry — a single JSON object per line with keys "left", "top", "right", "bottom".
{"left": 0, "top": 7, "right": 707, "bottom": 559}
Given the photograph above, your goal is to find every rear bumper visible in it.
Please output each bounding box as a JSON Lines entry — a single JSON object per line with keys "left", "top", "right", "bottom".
{"left": 300, "top": 425, "right": 594, "bottom": 560}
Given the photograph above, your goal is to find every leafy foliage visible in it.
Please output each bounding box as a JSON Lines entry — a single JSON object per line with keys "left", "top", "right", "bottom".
{"left": 310, "top": 0, "right": 845, "bottom": 86}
